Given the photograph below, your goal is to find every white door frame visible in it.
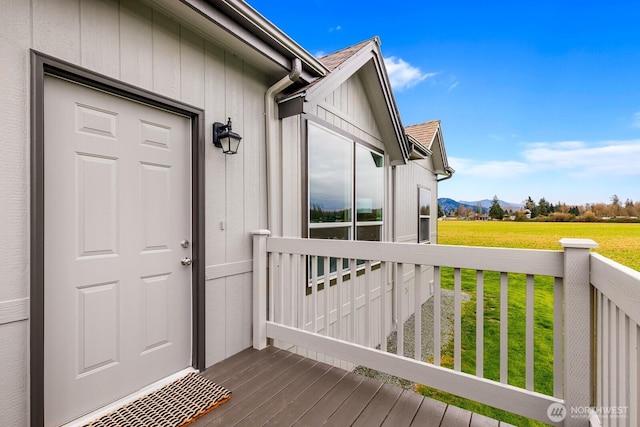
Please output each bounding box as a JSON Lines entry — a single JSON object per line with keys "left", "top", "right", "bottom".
{"left": 30, "top": 50, "right": 206, "bottom": 426}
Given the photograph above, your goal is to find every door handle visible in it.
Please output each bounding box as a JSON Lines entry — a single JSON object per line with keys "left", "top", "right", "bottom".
{"left": 181, "top": 257, "right": 192, "bottom": 266}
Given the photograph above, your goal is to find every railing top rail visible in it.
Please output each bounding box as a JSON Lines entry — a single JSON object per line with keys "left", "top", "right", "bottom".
{"left": 591, "top": 252, "right": 640, "bottom": 325}
{"left": 267, "top": 237, "right": 564, "bottom": 277}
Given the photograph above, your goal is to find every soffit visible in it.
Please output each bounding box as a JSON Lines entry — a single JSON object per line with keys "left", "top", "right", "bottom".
{"left": 144, "top": 0, "right": 327, "bottom": 84}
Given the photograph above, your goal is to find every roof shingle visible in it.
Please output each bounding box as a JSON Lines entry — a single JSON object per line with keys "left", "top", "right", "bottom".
{"left": 318, "top": 38, "right": 378, "bottom": 70}
{"left": 405, "top": 120, "right": 441, "bottom": 149}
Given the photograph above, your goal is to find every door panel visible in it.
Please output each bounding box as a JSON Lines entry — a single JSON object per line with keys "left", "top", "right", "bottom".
{"left": 44, "top": 76, "right": 192, "bottom": 426}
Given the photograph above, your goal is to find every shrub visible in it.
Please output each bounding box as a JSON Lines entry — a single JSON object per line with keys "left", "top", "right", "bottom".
{"left": 578, "top": 211, "right": 597, "bottom": 222}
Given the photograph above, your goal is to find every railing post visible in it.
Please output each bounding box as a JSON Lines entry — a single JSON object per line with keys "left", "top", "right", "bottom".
{"left": 559, "top": 238, "right": 598, "bottom": 426}
{"left": 252, "top": 230, "right": 271, "bottom": 350}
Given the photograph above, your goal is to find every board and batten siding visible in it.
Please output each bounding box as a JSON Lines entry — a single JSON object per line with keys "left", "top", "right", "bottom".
{"left": 1, "top": 1, "right": 269, "bottom": 422}
{"left": 316, "top": 72, "right": 386, "bottom": 153}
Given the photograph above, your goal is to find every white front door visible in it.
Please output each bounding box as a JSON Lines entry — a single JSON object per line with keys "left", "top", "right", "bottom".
{"left": 44, "top": 76, "right": 192, "bottom": 426}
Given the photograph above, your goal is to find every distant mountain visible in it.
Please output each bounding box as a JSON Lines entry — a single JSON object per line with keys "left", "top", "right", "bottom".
{"left": 438, "top": 198, "right": 481, "bottom": 213}
{"left": 438, "top": 198, "right": 524, "bottom": 214}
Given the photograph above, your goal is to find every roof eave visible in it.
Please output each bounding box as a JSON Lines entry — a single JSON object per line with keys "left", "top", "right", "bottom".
{"left": 146, "top": 0, "right": 328, "bottom": 82}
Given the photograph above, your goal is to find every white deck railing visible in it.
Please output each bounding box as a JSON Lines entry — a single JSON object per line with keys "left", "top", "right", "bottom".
{"left": 591, "top": 254, "right": 640, "bottom": 427}
{"left": 251, "top": 231, "right": 639, "bottom": 426}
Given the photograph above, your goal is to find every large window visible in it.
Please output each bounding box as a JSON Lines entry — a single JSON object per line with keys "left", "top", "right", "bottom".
{"left": 418, "top": 187, "right": 431, "bottom": 243}
{"left": 308, "top": 121, "right": 384, "bottom": 275}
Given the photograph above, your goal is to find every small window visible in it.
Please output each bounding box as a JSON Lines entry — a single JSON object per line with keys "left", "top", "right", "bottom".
{"left": 419, "top": 187, "right": 431, "bottom": 243}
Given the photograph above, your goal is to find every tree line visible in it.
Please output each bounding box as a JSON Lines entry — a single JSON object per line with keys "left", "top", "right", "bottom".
{"left": 446, "top": 195, "right": 639, "bottom": 222}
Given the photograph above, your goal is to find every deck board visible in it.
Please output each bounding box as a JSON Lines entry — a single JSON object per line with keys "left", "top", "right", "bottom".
{"left": 193, "top": 347, "right": 505, "bottom": 427}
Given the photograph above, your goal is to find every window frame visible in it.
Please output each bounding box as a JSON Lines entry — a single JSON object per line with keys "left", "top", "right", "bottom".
{"left": 305, "top": 118, "right": 386, "bottom": 284}
{"left": 418, "top": 185, "right": 432, "bottom": 244}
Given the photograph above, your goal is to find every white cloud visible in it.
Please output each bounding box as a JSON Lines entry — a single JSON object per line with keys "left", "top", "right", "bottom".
{"left": 448, "top": 81, "right": 459, "bottom": 91}
{"left": 328, "top": 25, "right": 341, "bottom": 32}
{"left": 449, "top": 157, "right": 529, "bottom": 178}
{"left": 633, "top": 112, "right": 640, "bottom": 128}
{"left": 522, "top": 140, "right": 640, "bottom": 175}
{"left": 450, "top": 139, "right": 640, "bottom": 178}
{"left": 314, "top": 51, "right": 326, "bottom": 58}
{"left": 383, "top": 56, "right": 436, "bottom": 91}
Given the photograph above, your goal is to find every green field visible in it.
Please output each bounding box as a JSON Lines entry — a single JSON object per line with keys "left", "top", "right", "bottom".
{"left": 416, "top": 221, "right": 639, "bottom": 425}
{"left": 438, "top": 220, "right": 640, "bottom": 271}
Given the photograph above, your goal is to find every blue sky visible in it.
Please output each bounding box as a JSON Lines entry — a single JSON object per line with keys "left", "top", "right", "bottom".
{"left": 248, "top": 0, "right": 640, "bottom": 206}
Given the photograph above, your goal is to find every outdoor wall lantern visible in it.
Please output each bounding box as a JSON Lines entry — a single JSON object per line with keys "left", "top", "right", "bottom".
{"left": 213, "top": 117, "right": 242, "bottom": 154}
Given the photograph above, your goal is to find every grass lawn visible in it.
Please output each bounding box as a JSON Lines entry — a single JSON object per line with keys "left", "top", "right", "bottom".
{"left": 415, "top": 221, "right": 640, "bottom": 425}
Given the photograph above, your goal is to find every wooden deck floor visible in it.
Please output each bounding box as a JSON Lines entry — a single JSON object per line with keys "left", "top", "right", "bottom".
{"left": 192, "top": 346, "right": 514, "bottom": 427}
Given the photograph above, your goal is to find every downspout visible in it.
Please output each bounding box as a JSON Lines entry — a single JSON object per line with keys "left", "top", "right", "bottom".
{"left": 265, "top": 58, "right": 302, "bottom": 236}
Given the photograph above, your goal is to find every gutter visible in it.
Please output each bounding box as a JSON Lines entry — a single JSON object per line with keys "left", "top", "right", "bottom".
{"left": 218, "top": 0, "right": 329, "bottom": 77}
{"left": 265, "top": 58, "right": 302, "bottom": 236}
{"left": 437, "top": 166, "right": 456, "bottom": 182}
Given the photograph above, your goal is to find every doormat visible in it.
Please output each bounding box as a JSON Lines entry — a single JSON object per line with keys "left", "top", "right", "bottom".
{"left": 84, "top": 372, "right": 231, "bottom": 427}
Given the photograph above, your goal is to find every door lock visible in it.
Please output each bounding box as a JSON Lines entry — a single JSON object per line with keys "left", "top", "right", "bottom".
{"left": 181, "top": 240, "right": 190, "bottom": 248}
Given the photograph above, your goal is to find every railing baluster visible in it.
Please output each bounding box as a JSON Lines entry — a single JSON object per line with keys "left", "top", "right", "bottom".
{"left": 311, "top": 255, "right": 317, "bottom": 334}
{"left": 602, "top": 295, "right": 610, "bottom": 416}
{"left": 596, "top": 290, "right": 603, "bottom": 410}
{"left": 380, "top": 261, "right": 387, "bottom": 353}
{"left": 631, "top": 322, "right": 639, "bottom": 427}
{"left": 350, "top": 258, "right": 357, "bottom": 343}
{"left": 364, "top": 260, "right": 371, "bottom": 347}
{"left": 299, "top": 254, "right": 305, "bottom": 330}
{"left": 476, "top": 270, "right": 484, "bottom": 378}
{"left": 434, "top": 266, "right": 441, "bottom": 366}
{"left": 454, "top": 268, "right": 461, "bottom": 371}
{"left": 277, "top": 252, "right": 284, "bottom": 324}
{"left": 610, "top": 303, "right": 618, "bottom": 419}
{"left": 323, "top": 257, "right": 330, "bottom": 336}
{"left": 415, "top": 264, "right": 422, "bottom": 361}
{"left": 500, "top": 272, "right": 508, "bottom": 384}
{"left": 553, "top": 276, "right": 563, "bottom": 398}
{"left": 618, "top": 310, "right": 628, "bottom": 427}
{"left": 289, "top": 254, "right": 296, "bottom": 327}
{"left": 336, "top": 257, "right": 343, "bottom": 341}
{"left": 526, "top": 274, "right": 534, "bottom": 391}
{"left": 397, "top": 262, "right": 404, "bottom": 357}
{"left": 268, "top": 252, "right": 275, "bottom": 323}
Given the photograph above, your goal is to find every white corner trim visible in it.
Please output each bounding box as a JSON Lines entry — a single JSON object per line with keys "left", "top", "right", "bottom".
{"left": 0, "top": 297, "right": 29, "bottom": 325}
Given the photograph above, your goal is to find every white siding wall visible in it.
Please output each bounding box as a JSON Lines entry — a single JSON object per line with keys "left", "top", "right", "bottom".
{"left": 316, "top": 71, "right": 386, "bottom": 152}
{"left": 0, "top": 1, "right": 269, "bottom": 422}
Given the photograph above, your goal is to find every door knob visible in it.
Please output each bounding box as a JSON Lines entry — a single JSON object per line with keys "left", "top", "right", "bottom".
{"left": 181, "top": 257, "right": 192, "bottom": 266}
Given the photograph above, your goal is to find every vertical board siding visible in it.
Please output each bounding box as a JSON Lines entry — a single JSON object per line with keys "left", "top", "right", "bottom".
{"left": 317, "top": 74, "right": 384, "bottom": 150}
{"left": 0, "top": 0, "right": 30, "bottom": 303}
{"left": 151, "top": 10, "right": 181, "bottom": 99}
{"left": 33, "top": 0, "right": 81, "bottom": 63}
{"left": 119, "top": 1, "right": 153, "bottom": 90}
{"left": 80, "top": 0, "right": 120, "bottom": 78}
{"left": 180, "top": 27, "right": 205, "bottom": 107}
